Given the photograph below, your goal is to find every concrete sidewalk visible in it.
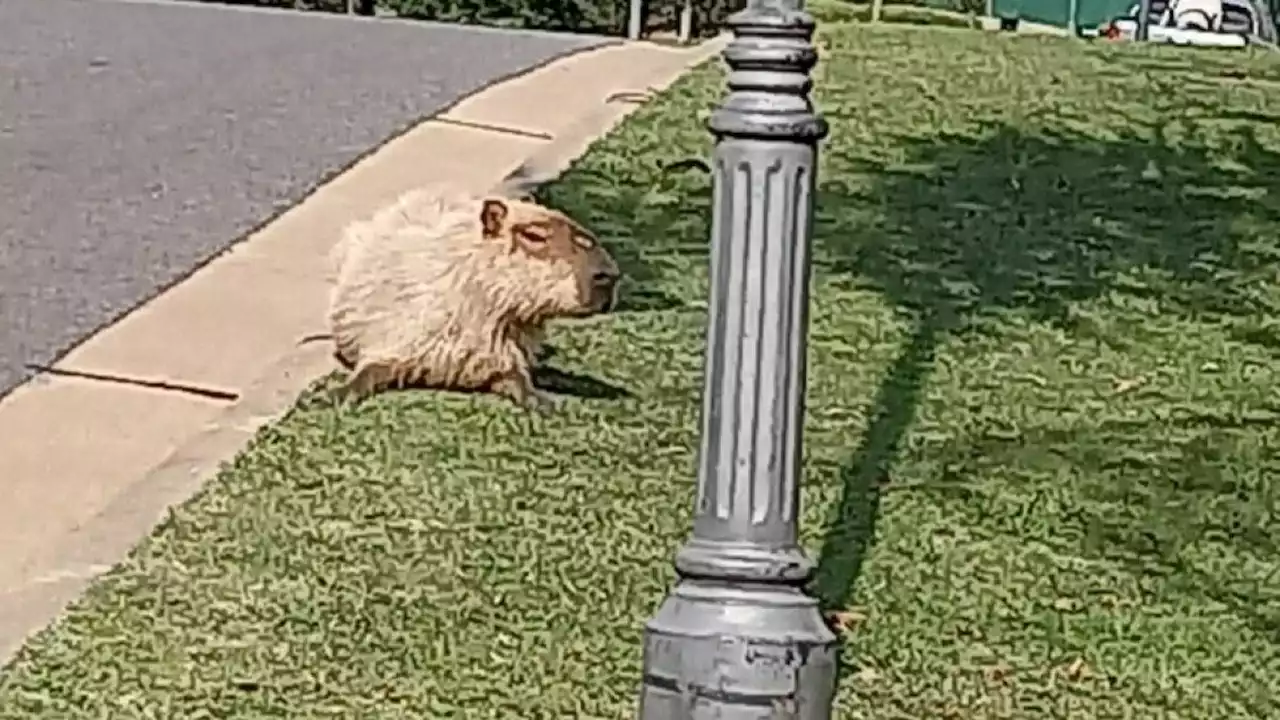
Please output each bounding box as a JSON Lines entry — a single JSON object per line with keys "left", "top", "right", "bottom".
{"left": 0, "top": 34, "right": 725, "bottom": 665}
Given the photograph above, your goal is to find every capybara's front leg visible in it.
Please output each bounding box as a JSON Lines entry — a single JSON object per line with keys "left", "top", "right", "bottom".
{"left": 489, "top": 365, "right": 554, "bottom": 412}
{"left": 515, "top": 322, "right": 550, "bottom": 365}
{"left": 479, "top": 337, "right": 551, "bottom": 411}
{"left": 332, "top": 361, "right": 395, "bottom": 405}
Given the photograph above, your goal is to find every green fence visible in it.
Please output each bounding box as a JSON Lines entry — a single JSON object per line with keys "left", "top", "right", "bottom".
{"left": 992, "top": 0, "right": 1133, "bottom": 30}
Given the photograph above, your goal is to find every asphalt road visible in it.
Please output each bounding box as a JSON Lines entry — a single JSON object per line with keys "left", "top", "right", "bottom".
{"left": 0, "top": 0, "right": 610, "bottom": 399}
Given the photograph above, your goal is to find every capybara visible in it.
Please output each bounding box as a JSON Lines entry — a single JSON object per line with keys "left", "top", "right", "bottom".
{"left": 326, "top": 183, "right": 621, "bottom": 410}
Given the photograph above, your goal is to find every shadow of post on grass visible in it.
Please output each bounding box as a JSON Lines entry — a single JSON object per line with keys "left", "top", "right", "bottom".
{"left": 809, "top": 114, "right": 1280, "bottom": 616}
{"left": 810, "top": 316, "right": 944, "bottom": 610}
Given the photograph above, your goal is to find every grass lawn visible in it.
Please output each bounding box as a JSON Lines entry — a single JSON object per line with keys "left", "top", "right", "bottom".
{"left": 807, "top": 0, "right": 984, "bottom": 28}
{"left": 4, "top": 21, "right": 1280, "bottom": 720}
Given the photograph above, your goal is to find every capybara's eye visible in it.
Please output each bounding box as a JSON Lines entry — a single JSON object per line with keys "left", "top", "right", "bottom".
{"left": 516, "top": 224, "right": 551, "bottom": 243}
{"left": 571, "top": 233, "right": 596, "bottom": 250}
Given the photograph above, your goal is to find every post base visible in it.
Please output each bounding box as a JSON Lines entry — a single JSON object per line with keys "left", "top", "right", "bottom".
{"left": 637, "top": 579, "right": 838, "bottom": 720}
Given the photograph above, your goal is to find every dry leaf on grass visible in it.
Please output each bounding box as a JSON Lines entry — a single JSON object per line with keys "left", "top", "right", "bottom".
{"left": 1060, "top": 657, "right": 1092, "bottom": 682}
{"left": 825, "top": 608, "right": 868, "bottom": 633}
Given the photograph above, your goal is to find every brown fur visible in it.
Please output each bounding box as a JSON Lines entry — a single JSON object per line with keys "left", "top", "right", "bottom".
{"left": 326, "top": 182, "right": 621, "bottom": 410}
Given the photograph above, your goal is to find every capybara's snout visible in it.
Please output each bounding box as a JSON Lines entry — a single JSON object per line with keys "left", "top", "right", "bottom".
{"left": 583, "top": 248, "right": 621, "bottom": 314}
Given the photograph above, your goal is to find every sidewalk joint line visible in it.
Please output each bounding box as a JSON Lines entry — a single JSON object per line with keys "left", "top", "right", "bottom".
{"left": 430, "top": 116, "right": 555, "bottom": 140}
{"left": 23, "top": 363, "right": 240, "bottom": 403}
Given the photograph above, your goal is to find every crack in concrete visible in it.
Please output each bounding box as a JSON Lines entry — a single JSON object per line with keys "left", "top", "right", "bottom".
{"left": 23, "top": 363, "right": 240, "bottom": 402}
{"left": 430, "top": 116, "right": 555, "bottom": 140}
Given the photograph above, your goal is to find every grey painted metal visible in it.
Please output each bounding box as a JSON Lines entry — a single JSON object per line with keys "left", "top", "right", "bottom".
{"left": 635, "top": 0, "right": 836, "bottom": 718}
{"left": 1137, "top": 0, "right": 1152, "bottom": 39}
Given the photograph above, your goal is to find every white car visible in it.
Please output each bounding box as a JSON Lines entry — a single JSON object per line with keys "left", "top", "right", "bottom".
{"left": 1099, "top": 0, "right": 1275, "bottom": 46}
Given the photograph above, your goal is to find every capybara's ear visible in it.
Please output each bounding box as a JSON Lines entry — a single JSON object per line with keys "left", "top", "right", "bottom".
{"left": 481, "top": 199, "right": 508, "bottom": 238}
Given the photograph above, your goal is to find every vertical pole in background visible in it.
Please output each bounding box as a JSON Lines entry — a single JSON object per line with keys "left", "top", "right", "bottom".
{"left": 1067, "top": 0, "right": 1079, "bottom": 34}
{"left": 635, "top": 0, "right": 835, "bottom": 718}
{"left": 678, "top": 0, "right": 694, "bottom": 43}
{"left": 1136, "top": 0, "right": 1152, "bottom": 40}
{"left": 628, "top": 0, "right": 645, "bottom": 39}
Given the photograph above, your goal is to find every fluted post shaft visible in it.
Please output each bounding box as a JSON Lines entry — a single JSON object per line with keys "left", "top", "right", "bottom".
{"left": 635, "top": 1, "right": 834, "bottom": 718}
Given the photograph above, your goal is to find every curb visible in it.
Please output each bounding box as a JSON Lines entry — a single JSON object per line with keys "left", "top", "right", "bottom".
{"left": 0, "top": 32, "right": 728, "bottom": 668}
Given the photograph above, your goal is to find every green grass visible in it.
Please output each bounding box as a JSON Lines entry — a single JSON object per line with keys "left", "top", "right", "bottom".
{"left": 4, "top": 22, "right": 1280, "bottom": 720}
{"left": 808, "top": 0, "right": 983, "bottom": 28}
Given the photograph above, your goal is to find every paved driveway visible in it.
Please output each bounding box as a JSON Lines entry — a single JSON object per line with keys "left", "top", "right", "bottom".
{"left": 0, "top": 0, "right": 609, "bottom": 398}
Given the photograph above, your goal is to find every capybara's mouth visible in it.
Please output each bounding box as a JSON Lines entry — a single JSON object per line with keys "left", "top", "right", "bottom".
{"left": 592, "top": 280, "right": 619, "bottom": 314}
{"left": 585, "top": 270, "right": 619, "bottom": 314}
{"left": 576, "top": 292, "right": 612, "bottom": 315}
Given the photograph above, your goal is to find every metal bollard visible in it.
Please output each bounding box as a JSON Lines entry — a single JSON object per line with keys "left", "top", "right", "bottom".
{"left": 635, "top": 0, "right": 835, "bottom": 718}
{"left": 629, "top": 0, "right": 645, "bottom": 39}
